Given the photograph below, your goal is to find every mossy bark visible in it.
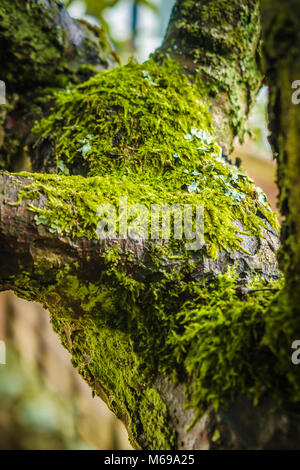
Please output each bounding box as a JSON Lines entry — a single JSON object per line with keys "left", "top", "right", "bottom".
{"left": 261, "top": 0, "right": 300, "bottom": 309}
{"left": 0, "top": 0, "right": 119, "bottom": 93}
{"left": 155, "top": 0, "right": 263, "bottom": 152}
{"left": 258, "top": 0, "right": 300, "bottom": 393}
{"left": 0, "top": 0, "right": 300, "bottom": 450}
{"left": 0, "top": 0, "right": 119, "bottom": 172}
{"left": 0, "top": 172, "right": 284, "bottom": 449}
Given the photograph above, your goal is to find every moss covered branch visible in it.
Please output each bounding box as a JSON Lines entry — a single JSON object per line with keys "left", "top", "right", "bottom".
{"left": 0, "top": 0, "right": 119, "bottom": 94}
{"left": 261, "top": 0, "right": 300, "bottom": 307}
{"left": 1, "top": 0, "right": 300, "bottom": 450}
{"left": 0, "top": 171, "right": 291, "bottom": 449}
{"left": 0, "top": 0, "right": 119, "bottom": 172}
{"left": 155, "top": 0, "right": 263, "bottom": 152}
{"left": 256, "top": 0, "right": 300, "bottom": 400}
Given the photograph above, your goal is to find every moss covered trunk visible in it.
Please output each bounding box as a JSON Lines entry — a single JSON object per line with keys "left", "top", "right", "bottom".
{"left": 261, "top": 0, "right": 300, "bottom": 337}
{"left": 0, "top": 0, "right": 119, "bottom": 172}
{"left": 0, "top": 0, "right": 300, "bottom": 450}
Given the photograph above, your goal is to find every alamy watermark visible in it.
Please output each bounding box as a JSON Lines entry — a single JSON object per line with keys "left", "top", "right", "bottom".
{"left": 96, "top": 197, "right": 204, "bottom": 250}
{"left": 0, "top": 340, "right": 6, "bottom": 365}
{"left": 291, "top": 340, "right": 300, "bottom": 365}
{"left": 0, "top": 80, "right": 6, "bottom": 105}
{"left": 292, "top": 80, "right": 300, "bottom": 105}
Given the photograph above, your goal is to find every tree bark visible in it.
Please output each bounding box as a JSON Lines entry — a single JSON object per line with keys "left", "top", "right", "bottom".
{"left": 0, "top": 0, "right": 300, "bottom": 450}
{"left": 0, "top": 0, "right": 119, "bottom": 172}
{"left": 261, "top": 0, "right": 300, "bottom": 309}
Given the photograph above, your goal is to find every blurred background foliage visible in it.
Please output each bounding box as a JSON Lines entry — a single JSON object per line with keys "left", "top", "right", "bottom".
{"left": 0, "top": 294, "right": 131, "bottom": 450}
{"left": 63, "top": 0, "right": 175, "bottom": 61}
{"left": 0, "top": 0, "right": 278, "bottom": 451}
{"left": 0, "top": 346, "right": 87, "bottom": 450}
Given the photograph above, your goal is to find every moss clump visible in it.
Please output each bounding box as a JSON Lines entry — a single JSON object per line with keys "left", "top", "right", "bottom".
{"left": 164, "top": 271, "right": 285, "bottom": 419}
{"left": 33, "top": 57, "right": 215, "bottom": 176}
{"left": 8, "top": 56, "right": 286, "bottom": 448}
{"left": 9, "top": 253, "right": 284, "bottom": 449}
{"left": 261, "top": 0, "right": 300, "bottom": 405}
{"left": 27, "top": 57, "right": 278, "bottom": 259}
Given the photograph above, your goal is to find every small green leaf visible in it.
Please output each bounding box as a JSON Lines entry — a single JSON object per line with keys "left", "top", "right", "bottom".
{"left": 78, "top": 142, "right": 91, "bottom": 157}
{"left": 188, "top": 181, "right": 198, "bottom": 193}
{"left": 58, "top": 159, "right": 70, "bottom": 175}
{"left": 142, "top": 70, "right": 157, "bottom": 86}
{"left": 34, "top": 214, "right": 48, "bottom": 226}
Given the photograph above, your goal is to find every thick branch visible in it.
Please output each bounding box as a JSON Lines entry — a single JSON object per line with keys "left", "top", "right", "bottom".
{"left": 155, "top": 0, "right": 263, "bottom": 152}
{"left": 0, "top": 0, "right": 119, "bottom": 94}
{"left": 1, "top": 0, "right": 299, "bottom": 451}
{"left": 0, "top": 0, "right": 119, "bottom": 173}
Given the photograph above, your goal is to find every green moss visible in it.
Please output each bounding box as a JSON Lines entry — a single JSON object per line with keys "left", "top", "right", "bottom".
{"left": 261, "top": 0, "right": 300, "bottom": 401}
{"left": 139, "top": 388, "right": 175, "bottom": 449}
{"left": 166, "top": 271, "right": 285, "bottom": 419}
{"left": 33, "top": 57, "right": 214, "bottom": 175}
{"left": 7, "top": 254, "right": 285, "bottom": 448}
{"left": 155, "top": 0, "right": 263, "bottom": 146}
{"left": 24, "top": 57, "right": 278, "bottom": 260}
{"left": 7, "top": 56, "right": 287, "bottom": 448}
{"left": 0, "top": 0, "right": 118, "bottom": 94}
{"left": 14, "top": 166, "right": 277, "bottom": 260}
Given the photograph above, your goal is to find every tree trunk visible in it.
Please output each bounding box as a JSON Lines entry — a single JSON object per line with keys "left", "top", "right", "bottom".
{"left": 0, "top": 0, "right": 300, "bottom": 449}
{"left": 261, "top": 0, "right": 300, "bottom": 353}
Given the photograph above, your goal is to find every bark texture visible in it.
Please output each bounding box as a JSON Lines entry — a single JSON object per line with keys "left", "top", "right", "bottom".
{"left": 0, "top": 0, "right": 299, "bottom": 450}
{"left": 155, "top": 0, "right": 263, "bottom": 152}
{"left": 0, "top": 0, "right": 118, "bottom": 93}
{"left": 0, "top": 0, "right": 119, "bottom": 172}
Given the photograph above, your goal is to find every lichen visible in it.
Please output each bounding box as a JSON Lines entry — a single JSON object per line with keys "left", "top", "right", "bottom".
{"left": 6, "top": 55, "right": 290, "bottom": 449}
{"left": 28, "top": 56, "right": 278, "bottom": 259}
{"left": 7, "top": 253, "right": 284, "bottom": 449}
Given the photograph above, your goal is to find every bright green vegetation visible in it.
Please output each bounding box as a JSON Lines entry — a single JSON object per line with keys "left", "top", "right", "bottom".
{"left": 53, "top": 266, "right": 283, "bottom": 448}
{"left": 30, "top": 57, "right": 278, "bottom": 257}
{"left": 8, "top": 55, "right": 294, "bottom": 449}
{"left": 155, "top": 0, "right": 262, "bottom": 147}
{"left": 260, "top": 0, "right": 300, "bottom": 415}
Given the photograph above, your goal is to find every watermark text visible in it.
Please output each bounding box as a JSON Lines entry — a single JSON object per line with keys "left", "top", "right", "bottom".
{"left": 96, "top": 197, "right": 205, "bottom": 251}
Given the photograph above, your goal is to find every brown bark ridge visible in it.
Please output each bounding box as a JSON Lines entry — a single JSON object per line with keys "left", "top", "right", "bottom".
{"left": 0, "top": 0, "right": 119, "bottom": 172}
{"left": 260, "top": 0, "right": 300, "bottom": 397}
{"left": 0, "top": 0, "right": 299, "bottom": 450}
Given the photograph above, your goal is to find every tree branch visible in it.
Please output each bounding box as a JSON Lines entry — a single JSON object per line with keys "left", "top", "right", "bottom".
{"left": 1, "top": 0, "right": 299, "bottom": 450}
{"left": 0, "top": 0, "right": 119, "bottom": 172}
{"left": 155, "top": 0, "right": 263, "bottom": 152}
{"left": 0, "top": 0, "right": 119, "bottom": 94}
